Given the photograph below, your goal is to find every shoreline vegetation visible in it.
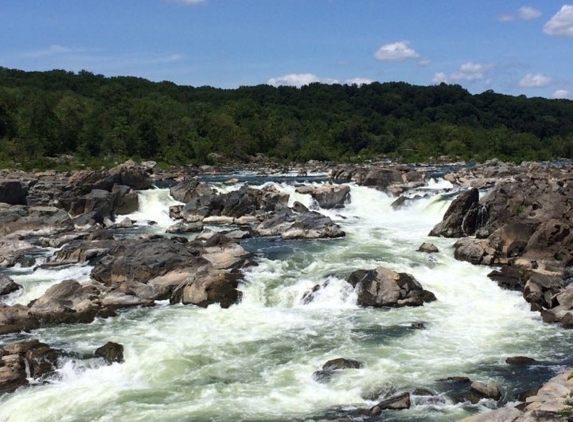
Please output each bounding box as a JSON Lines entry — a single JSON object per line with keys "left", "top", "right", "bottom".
{"left": 1, "top": 67, "right": 573, "bottom": 172}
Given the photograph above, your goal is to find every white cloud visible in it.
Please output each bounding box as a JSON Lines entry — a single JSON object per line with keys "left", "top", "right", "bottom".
{"left": 517, "top": 6, "right": 542, "bottom": 20}
{"left": 345, "top": 78, "right": 373, "bottom": 86}
{"left": 519, "top": 73, "right": 552, "bottom": 87}
{"left": 267, "top": 73, "right": 339, "bottom": 87}
{"left": 433, "top": 62, "right": 493, "bottom": 84}
{"left": 374, "top": 41, "right": 419, "bottom": 62}
{"left": 498, "top": 6, "right": 542, "bottom": 22}
{"left": 432, "top": 72, "right": 449, "bottom": 84}
{"left": 553, "top": 89, "right": 570, "bottom": 99}
{"left": 451, "top": 62, "right": 493, "bottom": 81}
{"left": 544, "top": 5, "right": 573, "bottom": 37}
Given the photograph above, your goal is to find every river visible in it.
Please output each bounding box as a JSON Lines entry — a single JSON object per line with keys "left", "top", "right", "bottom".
{"left": 1, "top": 175, "right": 572, "bottom": 421}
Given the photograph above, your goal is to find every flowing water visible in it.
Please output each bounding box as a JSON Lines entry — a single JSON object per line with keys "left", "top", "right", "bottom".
{"left": 1, "top": 177, "right": 573, "bottom": 422}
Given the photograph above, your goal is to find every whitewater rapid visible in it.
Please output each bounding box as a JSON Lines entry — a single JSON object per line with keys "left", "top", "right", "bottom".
{"left": 1, "top": 179, "right": 572, "bottom": 422}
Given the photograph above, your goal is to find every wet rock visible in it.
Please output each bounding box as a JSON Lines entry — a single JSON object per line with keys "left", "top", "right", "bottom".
{"left": 0, "top": 303, "right": 40, "bottom": 334}
{"left": 176, "top": 269, "right": 241, "bottom": 309}
{"left": 429, "top": 188, "right": 481, "bottom": 237}
{"left": 417, "top": 242, "right": 439, "bottom": 253}
{"left": 0, "top": 339, "right": 59, "bottom": 394}
{"left": 170, "top": 178, "right": 213, "bottom": 204}
{"left": 28, "top": 279, "right": 102, "bottom": 325}
{"left": 313, "top": 357, "right": 363, "bottom": 383}
{"left": 506, "top": 356, "right": 537, "bottom": 366}
{"left": 0, "top": 180, "right": 30, "bottom": 205}
{"left": 369, "top": 392, "right": 411, "bottom": 415}
{"left": 295, "top": 184, "right": 351, "bottom": 209}
{"left": 94, "top": 342, "right": 124, "bottom": 364}
{"left": 166, "top": 221, "right": 204, "bottom": 234}
{"left": 0, "top": 275, "right": 22, "bottom": 296}
{"left": 346, "top": 267, "right": 436, "bottom": 308}
{"left": 457, "top": 407, "right": 523, "bottom": 422}
{"left": 255, "top": 209, "right": 345, "bottom": 240}
{"left": 487, "top": 266, "right": 531, "bottom": 291}
{"left": 470, "top": 381, "right": 502, "bottom": 401}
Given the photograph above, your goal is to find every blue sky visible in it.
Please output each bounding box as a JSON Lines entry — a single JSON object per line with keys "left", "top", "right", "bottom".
{"left": 1, "top": 1, "right": 572, "bottom": 99}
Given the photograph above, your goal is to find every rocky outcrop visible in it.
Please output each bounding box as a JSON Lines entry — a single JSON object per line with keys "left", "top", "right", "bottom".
{"left": 255, "top": 209, "right": 345, "bottom": 239}
{"left": 0, "top": 339, "right": 126, "bottom": 395}
{"left": 295, "top": 184, "right": 351, "bottom": 209}
{"left": 459, "top": 369, "right": 573, "bottom": 422}
{"left": 346, "top": 267, "right": 436, "bottom": 308}
{"left": 429, "top": 188, "right": 485, "bottom": 237}
{"left": 0, "top": 339, "right": 58, "bottom": 393}
{"left": 369, "top": 392, "right": 411, "bottom": 415}
{"left": 0, "top": 275, "right": 22, "bottom": 296}
{"left": 330, "top": 163, "right": 427, "bottom": 194}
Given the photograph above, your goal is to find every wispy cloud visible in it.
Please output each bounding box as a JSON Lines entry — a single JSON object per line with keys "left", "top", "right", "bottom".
{"left": 553, "top": 89, "right": 571, "bottom": 99}
{"left": 432, "top": 62, "right": 494, "bottom": 84}
{"left": 267, "top": 73, "right": 338, "bottom": 87}
{"left": 543, "top": 5, "right": 573, "bottom": 37}
{"left": 498, "top": 5, "right": 542, "bottom": 22}
{"left": 267, "top": 73, "right": 373, "bottom": 88}
{"left": 21, "top": 44, "right": 82, "bottom": 58}
{"left": 519, "top": 73, "right": 552, "bottom": 87}
{"left": 374, "top": 41, "right": 419, "bottom": 62}
{"left": 17, "top": 45, "right": 185, "bottom": 74}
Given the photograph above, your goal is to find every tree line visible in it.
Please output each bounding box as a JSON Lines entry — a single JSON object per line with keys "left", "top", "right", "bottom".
{"left": 1, "top": 66, "right": 573, "bottom": 169}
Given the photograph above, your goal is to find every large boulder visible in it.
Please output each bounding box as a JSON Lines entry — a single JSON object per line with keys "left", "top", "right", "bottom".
{"left": 178, "top": 269, "right": 241, "bottom": 309}
{"left": 0, "top": 339, "right": 59, "bottom": 394}
{"left": 295, "top": 184, "right": 351, "bottom": 209}
{"left": 28, "top": 279, "right": 102, "bottom": 325}
{"left": 0, "top": 180, "right": 30, "bottom": 205}
{"left": 0, "top": 275, "right": 22, "bottom": 296}
{"left": 346, "top": 267, "right": 436, "bottom": 308}
{"left": 429, "top": 188, "right": 483, "bottom": 237}
{"left": 255, "top": 209, "right": 345, "bottom": 239}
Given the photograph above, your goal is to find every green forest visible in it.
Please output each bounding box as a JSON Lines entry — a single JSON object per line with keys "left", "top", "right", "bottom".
{"left": 1, "top": 66, "right": 573, "bottom": 169}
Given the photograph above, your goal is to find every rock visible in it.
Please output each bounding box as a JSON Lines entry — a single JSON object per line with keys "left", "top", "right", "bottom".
{"left": 177, "top": 269, "right": 241, "bottom": 309}
{"left": 170, "top": 178, "right": 214, "bottom": 205}
{"left": 457, "top": 407, "right": 523, "bottom": 422}
{"left": 255, "top": 209, "right": 345, "bottom": 240}
{"left": 295, "top": 184, "right": 351, "bottom": 209}
{"left": 0, "top": 180, "right": 30, "bottom": 205}
{"left": 487, "top": 266, "right": 531, "bottom": 291}
{"left": 111, "top": 185, "right": 139, "bottom": 215}
{"left": 506, "top": 356, "right": 537, "bottom": 366}
{"left": 0, "top": 303, "right": 40, "bottom": 334}
{"left": 523, "top": 274, "right": 563, "bottom": 311}
{"left": 470, "top": 381, "right": 502, "bottom": 401}
{"left": 346, "top": 267, "right": 436, "bottom": 308}
{"left": 429, "top": 188, "right": 482, "bottom": 237}
{"left": 322, "top": 358, "right": 363, "bottom": 371}
{"left": 0, "top": 274, "right": 22, "bottom": 296}
{"left": 94, "top": 342, "right": 124, "bottom": 364}
{"left": 370, "top": 392, "right": 411, "bottom": 415}
{"left": 108, "top": 160, "right": 154, "bottom": 190}
{"left": 417, "top": 242, "right": 439, "bottom": 253}
{"left": 0, "top": 339, "right": 59, "bottom": 393}
{"left": 313, "top": 357, "right": 363, "bottom": 383}
{"left": 90, "top": 237, "right": 202, "bottom": 285}
{"left": 166, "top": 221, "right": 204, "bottom": 234}
{"left": 28, "top": 279, "right": 102, "bottom": 325}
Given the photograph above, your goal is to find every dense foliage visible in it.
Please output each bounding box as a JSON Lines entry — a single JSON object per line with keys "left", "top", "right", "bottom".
{"left": 1, "top": 66, "right": 573, "bottom": 169}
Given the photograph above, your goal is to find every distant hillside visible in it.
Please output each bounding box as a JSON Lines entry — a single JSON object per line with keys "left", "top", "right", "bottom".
{"left": 1, "top": 66, "right": 572, "bottom": 169}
